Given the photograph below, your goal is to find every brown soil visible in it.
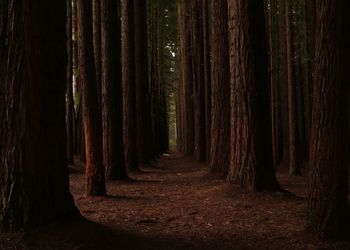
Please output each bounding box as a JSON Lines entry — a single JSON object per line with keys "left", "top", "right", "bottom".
{"left": 1, "top": 152, "right": 350, "bottom": 250}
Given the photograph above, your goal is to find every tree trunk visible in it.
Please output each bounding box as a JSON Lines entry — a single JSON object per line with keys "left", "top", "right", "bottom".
{"left": 0, "top": 0, "right": 79, "bottom": 232}
{"left": 67, "top": 0, "right": 75, "bottom": 166}
{"left": 277, "top": 0, "right": 290, "bottom": 165}
{"left": 121, "top": 0, "right": 139, "bottom": 170}
{"left": 93, "top": 0, "right": 102, "bottom": 107}
{"left": 210, "top": 0, "right": 231, "bottom": 174}
{"left": 101, "top": 0, "right": 128, "bottom": 179}
{"left": 77, "top": 0, "right": 106, "bottom": 196}
{"left": 181, "top": 0, "right": 195, "bottom": 156}
{"left": 203, "top": 0, "right": 211, "bottom": 162}
{"left": 226, "top": 0, "right": 280, "bottom": 191}
{"left": 190, "top": 0, "right": 206, "bottom": 162}
{"left": 306, "top": 0, "right": 350, "bottom": 239}
{"left": 134, "top": 0, "right": 154, "bottom": 164}
{"left": 285, "top": 0, "right": 301, "bottom": 175}
{"left": 267, "top": 0, "right": 280, "bottom": 168}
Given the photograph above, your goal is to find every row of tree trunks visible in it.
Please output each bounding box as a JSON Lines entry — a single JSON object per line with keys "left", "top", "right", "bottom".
{"left": 176, "top": 0, "right": 223, "bottom": 164}
{"left": 69, "top": 0, "right": 165, "bottom": 192}
{"left": 264, "top": 0, "right": 316, "bottom": 175}
{"left": 0, "top": 0, "right": 78, "bottom": 232}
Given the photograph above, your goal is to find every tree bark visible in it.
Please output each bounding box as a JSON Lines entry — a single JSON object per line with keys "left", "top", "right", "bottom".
{"left": 177, "top": 0, "right": 195, "bottom": 156}
{"left": 210, "top": 0, "right": 231, "bottom": 174}
{"left": 285, "top": 0, "right": 301, "bottom": 175}
{"left": 101, "top": 0, "right": 128, "bottom": 179}
{"left": 190, "top": 0, "right": 206, "bottom": 162}
{"left": 121, "top": 0, "right": 139, "bottom": 170}
{"left": 77, "top": 0, "right": 106, "bottom": 196}
{"left": 306, "top": 0, "right": 350, "bottom": 239}
{"left": 134, "top": 0, "right": 154, "bottom": 163}
{"left": 203, "top": 0, "right": 211, "bottom": 162}
{"left": 226, "top": 0, "right": 280, "bottom": 191}
{"left": 0, "top": 0, "right": 79, "bottom": 231}
{"left": 93, "top": 0, "right": 102, "bottom": 107}
{"left": 67, "top": 0, "right": 75, "bottom": 166}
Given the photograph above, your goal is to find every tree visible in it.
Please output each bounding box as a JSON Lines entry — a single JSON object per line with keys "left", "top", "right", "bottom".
{"left": 210, "top": 0, "right": 231, "bottom": 174}
{"left": 121, "top": 0, "right": 139, "bottom": 170}
{"left": 0, "top": 0, "right": 78, "bottom": 231}
{"left": 134, "top": 0, "right": 154, "bottom": 163}
{"left": 190, "top": 0, "right": 207, "bottom": 162}
{"left": 67, "top": 0, "right": 75, "bottom": 166}
{"left": 203, "top": 0, "right": 211, "bottom": 161}
{"left": 178, "top": 0, "right": 195, "bottom": 156}
{"left": 93, "top": 0, "right": 102, "bottom": 107}
{"left": 306, "top": 0, "right": 350, "bottom": 239}
{"left": 285, "top": 0, "right": 301, "bottom": 175}
{"left": 77, "top": 0, "right": 106, "bottom": 195}
{"left": 101, "top": 0, "right": 128, "bottom": 179}
{"left": 266, "top": 0, "right": 280, "bottom": 168}
{"left": 226, "top": 0, "right": 280, "bottom": 191}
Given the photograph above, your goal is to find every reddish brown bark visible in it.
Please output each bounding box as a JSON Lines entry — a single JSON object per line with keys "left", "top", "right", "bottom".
{"left": 306, "top": 0, "right": 350, "bottom": 239}
{"left": 77, "top": 0, "right": 106, "bottom": 196}
{"left": 190, "top": 0, "right": 206, "bottom": 162}
{"left": 227, "top": 0, "right": 279, "bottom": 191}
{"left": 203, "top": 0, "right": 211, "bottom": 162}
{"left": 93, "top": 0, "right": 102, "bottom": 107}
{"left": 0, "top": 0, "right": 78, "bottom": 231}
{"left": 66, "top": 0, "right": 75, "bottom": 166}
{"left": 182, "top": 0, "right": 194, "bottom": 156}
{"left": 121, "top": 0, "right": 139, "bottom": 170}
{"left": 285, "top": 0, "right": 301, "bottom": 175}
{"left": 210, "top": 0, "right": 230, "bottom": 174}
{"left": 134, "top": 0, "right": 154, "bottom": 163}
{"left": 101, "top": 0, "right": 127, "bottom": 179}
{"left": 177, "top": 0, "right": 194, "bottom": 156}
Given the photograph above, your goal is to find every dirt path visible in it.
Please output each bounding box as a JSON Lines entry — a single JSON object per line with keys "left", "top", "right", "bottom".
{"left": 1, "top": 152, "right": 350, "bottom": 249}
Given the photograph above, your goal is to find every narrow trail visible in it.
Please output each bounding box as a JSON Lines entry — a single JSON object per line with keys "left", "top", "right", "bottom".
{"left": 2, "top": 152, "right": 349, "bottom": 249}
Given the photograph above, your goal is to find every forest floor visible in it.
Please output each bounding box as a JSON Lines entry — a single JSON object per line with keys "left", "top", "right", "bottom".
{"left": 1, "top": 152, "right": 350, "bottom": 250}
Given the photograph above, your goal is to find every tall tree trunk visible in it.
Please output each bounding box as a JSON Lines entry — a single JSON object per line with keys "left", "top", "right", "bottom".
{"left": 277, "top": 0, "right": 290, "bottom": 165}
{"left": 306, "top": 0, "right": 350, "bottom": 239}
{"left": 190, "top": 0, "right": 206, "bottom": 162}
{"left": 210, "top": 0, "right": 231, "bottom": 174}
{"left": 203, "top": 0, "right": 211, "bottom": 162}
{"left": 305, "top": 0, "right": 316, "bottom": 103}
{"left": 121, "top": 0, "right": 138, "bottom": 170}
{"left": 93, "top": 0, "right": 102, "bottom": 107}
{"left": 178, "top": 0, "right": 194, "bottom": 156}
{"left": 267, "top": 0, "right": 280, "bottom": 168}
{"left": 134, "top": 0, "right": 154, "bottom": 164}
{"left": 72, "top": 0, "right": 84, "bottom": 159}
{"left": 77, "top": 0, "right": 106, "bottom": 196}
{"left": 67, "top": 0, "right": 75, "bottom": 166}
{"left": 0, "top": 0, "right": 79, "bottom": 232}
{"left": 101, "top": 0, "right": 127, "bottom": 179}
{"left": 226, "top": 0, "right": 280, "bottom": 191}
{"left": 285, "top": 0, "right": 301, "bottom": 175}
